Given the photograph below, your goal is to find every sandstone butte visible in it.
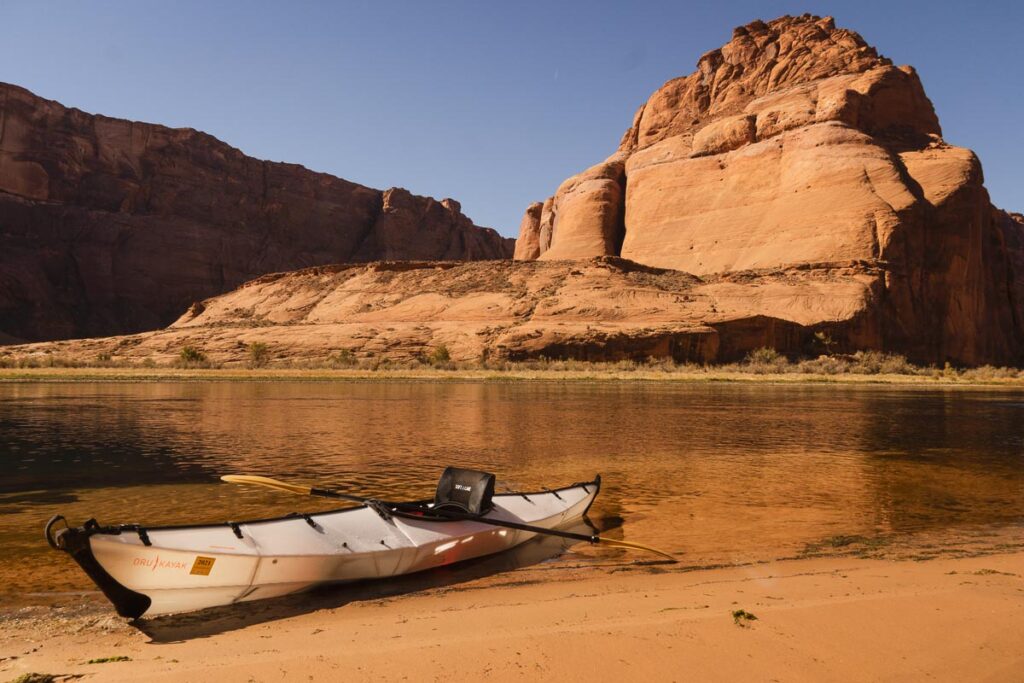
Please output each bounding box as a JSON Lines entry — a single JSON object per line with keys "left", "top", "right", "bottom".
{"left": 516, "top": 14, "right": 1024, "bottom": 367}
{"left": 3, "top": 14, "right": 1023, "bottom": 367}
{"left": 0, "top": 82, "right": 514, "bottom": 343}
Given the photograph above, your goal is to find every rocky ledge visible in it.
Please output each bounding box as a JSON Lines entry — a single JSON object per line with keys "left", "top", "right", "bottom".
{"left": 3, "top": 257, "right": 890, "bottom": 365}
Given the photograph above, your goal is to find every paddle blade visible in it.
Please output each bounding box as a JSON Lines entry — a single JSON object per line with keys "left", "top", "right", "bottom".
{"left": 221, "top": 474, "right": 313, "bottom": 496}
{"left": 595, "top": 537, "right": 676, "bottom": 562}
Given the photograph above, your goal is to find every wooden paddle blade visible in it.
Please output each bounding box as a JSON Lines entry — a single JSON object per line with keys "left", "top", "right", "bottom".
{"left": 596, "top": 537, "right": 676, "bottom": 562}
{"left": 221, "top": 475, "right": 313, "bottom": 496}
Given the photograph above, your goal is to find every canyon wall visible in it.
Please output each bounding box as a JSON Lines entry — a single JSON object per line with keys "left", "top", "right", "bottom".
{"left": 0, "top": 83, "right": 513, "bottom": 342}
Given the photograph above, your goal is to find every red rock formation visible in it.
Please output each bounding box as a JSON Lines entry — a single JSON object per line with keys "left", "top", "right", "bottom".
{"left": 516, "top": 14, "right": 1024, "bottom": 366}
{"left": 0, "top": 257, "right": 877, "bottom": 366}
{"left": 0, "top": 82, "right": 513, "bottom": 342}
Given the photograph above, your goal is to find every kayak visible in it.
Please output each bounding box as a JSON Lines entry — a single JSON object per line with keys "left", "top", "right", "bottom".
{"left": 46, "top": 474, "right": 600, "bottom": 619}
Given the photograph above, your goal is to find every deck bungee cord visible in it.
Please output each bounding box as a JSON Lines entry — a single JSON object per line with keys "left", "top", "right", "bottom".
{"left": 222, "top": 474, "right": 676, "bottom": 561}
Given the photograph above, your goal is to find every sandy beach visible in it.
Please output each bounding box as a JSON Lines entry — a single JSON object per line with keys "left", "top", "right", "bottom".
{"left": 3, "top": 548, "right": 1021, "bottom": 682}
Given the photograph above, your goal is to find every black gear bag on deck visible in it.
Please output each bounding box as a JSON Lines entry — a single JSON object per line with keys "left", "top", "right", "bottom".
{"left": 434, "top": 467, "right": 496, "bottom": 516}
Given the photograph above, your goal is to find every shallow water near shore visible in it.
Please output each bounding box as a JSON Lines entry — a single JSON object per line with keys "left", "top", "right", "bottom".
{"left": 1, "top": 381, "right": 1022, "bottom": 613}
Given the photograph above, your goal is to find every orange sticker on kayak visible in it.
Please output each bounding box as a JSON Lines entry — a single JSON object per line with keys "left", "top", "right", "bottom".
{"left": 190, "top": 556, "right": 216, "bottom": 576}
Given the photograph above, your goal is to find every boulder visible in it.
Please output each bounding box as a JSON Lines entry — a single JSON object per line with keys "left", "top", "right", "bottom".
{"left": 537, "top": 157, "right": 625, "bottom": 260}
{"left": 514, "top": 202, "right": 543, "bottom": 260}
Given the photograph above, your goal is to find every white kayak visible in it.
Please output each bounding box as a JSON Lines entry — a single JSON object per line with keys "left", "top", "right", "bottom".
{"left": 47, "top": 475, "right": 600, "bottom": 619}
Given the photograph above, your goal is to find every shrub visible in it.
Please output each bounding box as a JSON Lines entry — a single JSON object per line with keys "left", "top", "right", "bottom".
{"left": 961, "top": 365, "right": 1020, "bottom": 381}
{"left": 247, "top": 342, "right": 270, "bottom": 368}
{"left": 878, "top": 353, "right": 916, "bottom": 375}
{"left": 41, "top": 354, "right": 77, "bottom": 368}
{"left": 813, "top": 331, "right": 837, "bottom": 355}
{"left": 329, "top": 348, "right": 357, "bottom": 367}
{"left": 177, "top": 345, "right": 207, "bottom": 367}
{"left": 795, "top": 355, "right": 849, "bottom": 375}
{"left": 746, "top": 347, "right": 781, "bottom": 365}
{"left": 743, "top": 347, "right": 790, "bottom": 373}
{"left": 428, "top": 344, "right": 452, "bottom": 366}
{"left": 845, "top": 350, "right": 917, "bottom": 375}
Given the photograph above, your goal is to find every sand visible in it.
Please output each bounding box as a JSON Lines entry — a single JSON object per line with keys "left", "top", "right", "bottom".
{"left": 2, "top": 550, "right": 1021, "bottom": 682}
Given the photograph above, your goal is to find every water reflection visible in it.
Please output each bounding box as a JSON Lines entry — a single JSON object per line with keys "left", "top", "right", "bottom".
{"left": 1, "top": 382, "right": 1022, "bottom": 606}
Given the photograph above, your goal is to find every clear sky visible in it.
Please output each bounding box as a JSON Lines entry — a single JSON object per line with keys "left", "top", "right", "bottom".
{"left": 2, "top": 1, "right": 1021, "bottom": 235}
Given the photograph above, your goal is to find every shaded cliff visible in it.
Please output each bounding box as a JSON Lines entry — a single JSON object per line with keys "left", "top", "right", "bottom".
{"left": 516, "top": 15, "right": 1024, "bottom": 366}
{"left": 0, "top": 82, "right": 513, "bottom": 342}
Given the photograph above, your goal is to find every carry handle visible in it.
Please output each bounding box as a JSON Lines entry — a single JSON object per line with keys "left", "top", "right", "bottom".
{"left": 45, "top": 514, "right": 68, "bottom": 550}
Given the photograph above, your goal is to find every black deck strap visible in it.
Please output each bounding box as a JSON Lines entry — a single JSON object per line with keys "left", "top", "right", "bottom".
{"left": 286, "top": 512, "right": 319, "bottom": 529}
{"left": 581, "top": 484, "right": 590, "bottom": 494}
{"left": 229, "top": 522, "right": 243, "bottom": 539}
{"left": 520, "top": 494, "right": 533, "bottom": 503}
{"left": 544, "top": 488, "right": 564, "bottom": 501}
{"left": 366, "top": 499, "right": 393, "bottom": 522}
{"left": 136, "top": 527, "right": 152, "bottom": 546}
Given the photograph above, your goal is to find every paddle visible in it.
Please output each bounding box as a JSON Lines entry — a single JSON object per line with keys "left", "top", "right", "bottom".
{"left": 221, "top": 474, "right": 676, "bottom": 561}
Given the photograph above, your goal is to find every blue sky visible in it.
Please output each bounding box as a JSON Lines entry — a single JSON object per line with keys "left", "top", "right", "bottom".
{"left": 2, "top": 1, "right": 1021, "bottom": 235}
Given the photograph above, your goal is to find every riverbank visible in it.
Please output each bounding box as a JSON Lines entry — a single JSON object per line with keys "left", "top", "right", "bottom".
{"left": 2, "top": 365, "right": 1024, "bottom": 386}
{"left": 2, "top": 550, "right": 1021, "bottom": 682}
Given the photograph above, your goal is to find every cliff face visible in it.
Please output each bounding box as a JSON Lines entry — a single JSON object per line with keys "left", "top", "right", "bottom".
{"left": 517, "top": 15, "right": 1024, "bottom": 366}
{"left": 0, "top": 83, "right": 513, "bottom": 342}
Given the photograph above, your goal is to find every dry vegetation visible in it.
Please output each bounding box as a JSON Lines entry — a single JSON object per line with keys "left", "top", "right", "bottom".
{"left": 0, "top": 346, "right": 1022, "bottom": 385}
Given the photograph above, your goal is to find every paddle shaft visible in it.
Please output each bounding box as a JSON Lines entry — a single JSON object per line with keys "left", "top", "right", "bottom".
{"left": 300, "top": 485, "right": 602, "bottom": 543}
{"left": 391, "top": 503, "right": 599, "bottom": 544}
{"left": 222, "top": 474, "right": 675, "bottom": 560}
{"left": 310, "top": 486, "right": 673, "bottom": 560}
{"left": 310, "top": 487, "right": 371, "bottom": 506}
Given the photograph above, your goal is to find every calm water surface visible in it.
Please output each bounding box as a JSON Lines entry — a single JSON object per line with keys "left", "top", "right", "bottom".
{"left": 1, "top": 381, "right": 1022, "bottom": 609}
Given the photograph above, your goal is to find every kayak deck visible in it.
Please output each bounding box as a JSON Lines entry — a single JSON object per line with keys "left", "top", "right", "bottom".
{"left": 52, "top": 477, "right": 600, "bottom": 618}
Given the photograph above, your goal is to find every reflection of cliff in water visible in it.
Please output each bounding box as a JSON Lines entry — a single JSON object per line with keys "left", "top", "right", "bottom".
{"left": 856, "top": 390, "right": 1024, "bottom": 532}
{"left": 3, "top": 382, "right": 1022, "bottom": 532}
{"left": 1, "top": 384, "right": 212, "bottom": 495}
{"left": 2, "top": 381, "right": 1023, "bottom": 609}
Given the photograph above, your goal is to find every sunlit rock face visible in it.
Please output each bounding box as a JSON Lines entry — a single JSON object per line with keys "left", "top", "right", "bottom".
{"left": 516, "top": 14, "right": 1024, "bottom": 366}
{"left": 0, "top": 82, "right": 513, "bottom": 343}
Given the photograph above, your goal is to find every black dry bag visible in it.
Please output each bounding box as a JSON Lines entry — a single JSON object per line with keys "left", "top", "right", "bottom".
{"left": 434, "top": 467, "right": 496, "bottom": 516}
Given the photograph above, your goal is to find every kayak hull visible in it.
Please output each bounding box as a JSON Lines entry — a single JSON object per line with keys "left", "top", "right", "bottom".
{"left": 56, "top": 478, "right": 600, "bottom": 618}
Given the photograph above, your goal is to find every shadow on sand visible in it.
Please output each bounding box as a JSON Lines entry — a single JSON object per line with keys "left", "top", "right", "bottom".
{"left": 134, "top": 518, "right": 613, "bottom": 643}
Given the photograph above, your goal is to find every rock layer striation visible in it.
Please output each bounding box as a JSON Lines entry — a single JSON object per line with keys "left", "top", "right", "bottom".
{"left": 517, "top": 15, "right": 1024, "bottom": 366}
{"left": 2, "top": 257, "right": 881, "bottom": 366}
{"left": 0, "top": 83, "right": 513, "bottom": 342}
